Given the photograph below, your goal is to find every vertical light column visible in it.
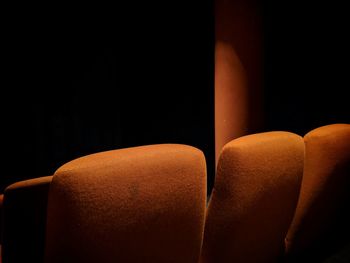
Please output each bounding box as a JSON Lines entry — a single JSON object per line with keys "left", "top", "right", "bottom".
{"left": 215, "top": 0, "right": 263, "bottom": 165}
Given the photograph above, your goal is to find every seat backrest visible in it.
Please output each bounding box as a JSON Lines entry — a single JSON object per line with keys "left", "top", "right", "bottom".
{"left": 285, "top": 124, "right": 350, "bottom": 261}
{"left": 201, "top": 132, "right": 304, "bottom": 263}
{"left": 2, "top": 176, "right": 52, "bottom": 263}
{"left": 45, "top": 144, "right": 207, "bottom": 263}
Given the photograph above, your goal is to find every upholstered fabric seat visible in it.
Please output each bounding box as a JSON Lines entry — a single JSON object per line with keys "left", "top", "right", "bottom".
{"left": 45, "top": 144, "right": 207, "bottom": 263}
{"left": 1, "top": 144, "right": 206, "bottom": 263}
{"left": 201, "top": 132, "right": 305, "bottom": 263}
{"left": 285, "top": 124, "right": 350, "bottom": 262}
{"left": 2, "top": 125, "right": 349, "bottom": 262}
{"left": 1, "top": 176, "right": 52, "bottom": 263}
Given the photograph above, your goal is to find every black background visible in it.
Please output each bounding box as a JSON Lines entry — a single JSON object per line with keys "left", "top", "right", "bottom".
{"left": 1, "top": 1, "right": 349, "bottom": 193}
{"left": 263, "top": 1, "right": 349, "bottom": 135}
{"left": 2, "top": 2, "right": 214, "bottom": 192}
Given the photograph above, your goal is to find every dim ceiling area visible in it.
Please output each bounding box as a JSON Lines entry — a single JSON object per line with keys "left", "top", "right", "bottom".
{"left": 1, "top": 1, "right": 349, "bottom": 192}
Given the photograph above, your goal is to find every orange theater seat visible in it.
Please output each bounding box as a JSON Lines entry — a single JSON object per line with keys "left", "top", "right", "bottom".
{"left": 285, "top": 124, "right": 350, "bottom": 262}
{"left": 1, "top": 176, "right": 53, "bottom": 263}
{"left": 201, "top": 132, "right": 304, "bottom": 263}
{"left": 44, "top": 144, "right": 207, "bottom": 263}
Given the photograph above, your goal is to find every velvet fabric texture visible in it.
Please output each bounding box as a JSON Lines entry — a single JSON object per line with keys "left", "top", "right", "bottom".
{"left": 201, "top": 132, "right": 304, "bottom": 263}
{"left": 2, "top": 176, "right": 52, "bottom": 263}
{"left": 285, "top": 124, "right": 350, "bottom": 262}
{"left": 45, "top": 144, "right": 207, "bottom": 263}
